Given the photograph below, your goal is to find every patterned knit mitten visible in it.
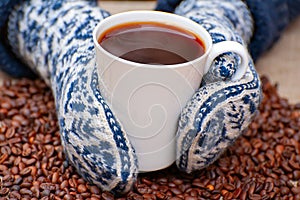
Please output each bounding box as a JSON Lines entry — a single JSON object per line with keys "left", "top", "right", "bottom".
{"left": 8, "top": 0, "right": 137, "bottom": 194}
{"left": 170, "top": 0, "right": 262, "bottom": 173}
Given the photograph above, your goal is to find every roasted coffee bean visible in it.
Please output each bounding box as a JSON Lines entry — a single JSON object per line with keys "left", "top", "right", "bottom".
{"left": 232, "top": 188, "right": 242, "bottom": 198}
{"left": 293, "top": 170, "right": 300, "bottom": 180}
{"left": 5, "top": 127, "right": 15, "bottom": 139}
{"left": 77, "top": 184, "right": 87, "bottom": 193}
{"left": 102, "top": 192, "right": 115, "bottom": 200}
{"left": 51, "top": 171, "right": 59, "bottom": 183}
{"left": 60, "top": 180, "right": 68, "bottom": 190}
{"left": 281, "top": 186, "right": 290, "bottom": 196}
{"left": 23, "top": 158, "right": 36, "bottom": 166}
{"left": 249, "top": 193, "right": 262, "bottom": 200}
{"left": 0, "top": 153, "right": 8, "bottom": 164}
{"left": 20, "top": 167, "right": 32, "bottom": 176}
{"left": 20, "top": 188, "right": 33, "bottom": 196}
{"left": 9, "top": 191, "right": 22, "bottom": 199}
{"left": 210, "top": 193, "right": 221, "bottom": 200}
{"left": 20, "top": 182, "right": 32, "bottom": 188}
{"left": 289, "top": 159, "right": 300, "bottom": 170}
{"left": 41, "top": 189, "right": 51, "bottom": 197}
{"left": 291, "top": 187, "right": 300, "bottom": 195}
{"left": 136, "top": 183, "right": 151, "bottom": 194}
{"left": 275, "top": 144, "right": 285, "bottom": 155}
{"left": 141, "top": 177, "right": 152, "bottom": 186}
{"left": 11, "top": 146, "right": 22, "bottom": 155}
{"left": 0, "top": 187, "right": 9, "bottom": 195}
{"left": 281, "top": 161, "right": 293, "bottom": 172}
{"left": 223, "top": 183, "right": 235, "bottom": 191}
{"left": 154, "top": 191, "right": 165, "bottom": 199}
{"left": 40, "top": 183, "right": 56, "bottom": 191}
{"left": 170, "top": 187, "right": 182, "bottom": 195}
{"left": 89, "top": 185, "right": 100, "bottom": 194}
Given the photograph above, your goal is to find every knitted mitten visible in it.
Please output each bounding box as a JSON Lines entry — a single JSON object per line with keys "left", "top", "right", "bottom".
{"left": 161, "top": 0, "right": 262, "bottom": 173}
{"left": 8, "top": 0, "right": 137, "bottom": 194}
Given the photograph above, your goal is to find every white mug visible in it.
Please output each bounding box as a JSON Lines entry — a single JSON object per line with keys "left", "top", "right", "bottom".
{"left": 93, "top": 11, "right": 248, "bottom": 172}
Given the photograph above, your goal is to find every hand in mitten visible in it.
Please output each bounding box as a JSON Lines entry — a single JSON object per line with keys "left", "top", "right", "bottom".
{"left": 8, "top": 0, "right": 137, "bottom": 194}
{"left": 159, "top": 0, "right": 263, "bottom": 173}
{"left": 154, "top": 0, "right": 300, "bottom": 173}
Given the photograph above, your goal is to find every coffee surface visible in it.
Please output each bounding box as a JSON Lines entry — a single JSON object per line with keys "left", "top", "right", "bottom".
{"left": 98, "top": 22, "right": 205, "bottom": 65}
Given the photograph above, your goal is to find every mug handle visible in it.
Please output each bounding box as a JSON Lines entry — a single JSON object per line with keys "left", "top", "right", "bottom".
{"left": 204, "top": 41, "right": 249, "bottom": 81}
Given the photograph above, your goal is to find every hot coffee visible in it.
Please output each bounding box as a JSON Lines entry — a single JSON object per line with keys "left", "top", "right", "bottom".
{"left": 98, "top": 22, "right": 205, "bottom": 65}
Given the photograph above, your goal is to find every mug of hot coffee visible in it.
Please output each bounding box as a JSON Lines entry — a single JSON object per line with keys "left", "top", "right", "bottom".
{"left": 93, "top": 11, "right": 248, "bottom": 172}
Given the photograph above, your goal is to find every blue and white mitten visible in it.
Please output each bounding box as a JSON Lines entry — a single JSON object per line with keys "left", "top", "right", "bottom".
{"left": 3, "top": 0, "right": 272, "bottom": 195}
{"left": 7, "top": 0, "right": 137, "bottom": 194}
{"left": 171, "top": 0, "right": 262, "bottom": 173}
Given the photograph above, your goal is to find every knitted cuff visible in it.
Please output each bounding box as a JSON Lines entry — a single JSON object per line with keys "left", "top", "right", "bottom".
{"left": 155, "top": 0, "right": 182, "bottom": 12}
{"left": 0, "top": 0, "right": 36, "bottom": 78}
{"left": 244, "top": 0, "right": 290, "bottom": 61}
{"left": 0, "top": 0, "right": 22, "bottom": 28}
{"left": 287, "top": 0, "right": 300, "bottom": 22}
{"left": 0, "top": 41, "right": 37, "bottom": 78}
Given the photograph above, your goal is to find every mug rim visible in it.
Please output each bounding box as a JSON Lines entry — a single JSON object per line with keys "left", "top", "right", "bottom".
{"left": 92, "top": 10, "right": 213, "bottom": 69}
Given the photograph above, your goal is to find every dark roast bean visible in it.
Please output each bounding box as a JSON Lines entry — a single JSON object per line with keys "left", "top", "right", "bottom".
{"left": 9, "top": 191, "right": 21, "bottom": 199}
{"left": 281, "top": 161, "right": 293, "bottom": 172}
{"left": 102, "top": 192, "right": 115, "bottom": 200}
{"left": 40, "top": 183, "right": 56, "bottom": 191}
{"left": 20, "top": 167, "right": 32, "bottom": 176}
{"left": 0, "top": 153, "right": 8, "bottom": 164}
{"left": 23, "top": 158, "right": 36, "bottom": 166}
{"left": 41, "top": 189, "right": 51, "bottom": 197}
{"left": 5, "top": 127, "right": 15, "bottom": 138}
{"left": 291, "top": 187, "right": 300, "bottom": 195}
{"left": 249, "top": 193, "right": 262, "bottom": 200}
{"left": 89, "top": 185, "right": 100, "bottom": 195}
{"left": 275, "top": 144, "right": 285, "bottom": 155}
{"left": 77, "top": 184, "right": 87, "bottom": 193}
{"left": 280, "top": 186, "right": 290, "bottom": 195}
{"left": 141, "top": 177, "right": 152, "bottom": 186}
{"left": 51, "top": 171, "right": 59, "bottom": 183}
{"left": 184, "top": 196, "right": 198, "bottom": 200}
{"left": 223, "top": 183, "right": 235, "bottom": 191}
{"left": 170, "top": 187, "right": 182, "bottom": 195}
{"left": 0, "top": 187, "right": 9, "bottom": 195}
{"left": 289, "top": 160, "right": 300, "bottom": 170}
{"left": 142, "top": 193, "right": 156, "bottom": 199}
{"left": 20, "top": 182, "right": 32, "bottom": 188}
{"left": 20, "top": 188, "right": 33, "bottom": 196}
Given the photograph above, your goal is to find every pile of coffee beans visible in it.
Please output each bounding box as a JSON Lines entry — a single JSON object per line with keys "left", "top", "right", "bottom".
{"left": 0, "top": 76, "right": 300, "bottom": 200}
